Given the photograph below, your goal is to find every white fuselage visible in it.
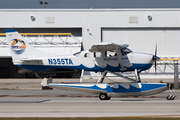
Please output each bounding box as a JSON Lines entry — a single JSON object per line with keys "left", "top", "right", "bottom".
{"left": 15, "top": 50, "right": 154, "bottom": 72}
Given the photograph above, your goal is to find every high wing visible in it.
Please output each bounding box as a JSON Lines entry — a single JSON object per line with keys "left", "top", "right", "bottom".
{"left": 89, "top": 43, "right": 128, "bottom": 52}
{"left": 89, "top": 43, "right": 128, "bottom": 71}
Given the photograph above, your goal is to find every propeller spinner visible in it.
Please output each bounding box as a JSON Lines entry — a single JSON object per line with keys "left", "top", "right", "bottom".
{"left": 152, "top": 45, "right": 160, "bottom": 74}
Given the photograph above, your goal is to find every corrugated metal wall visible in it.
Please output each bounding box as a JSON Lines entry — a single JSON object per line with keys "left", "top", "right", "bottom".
{"left": 1, "top": 9, "right": 180, "bottom": 78}
{"left": 1, "top": 9, "right": 180, "bottom": 54}
{"left": 102, "top": 28, "right": 180, "bottom": 57}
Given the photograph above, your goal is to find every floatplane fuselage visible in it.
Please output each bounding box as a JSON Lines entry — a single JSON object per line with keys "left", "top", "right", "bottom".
{"left": 5, "top": 29, "right": 175, "bottom": 100}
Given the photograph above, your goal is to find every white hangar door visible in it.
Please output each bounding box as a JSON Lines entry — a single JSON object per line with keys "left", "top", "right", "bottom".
{"left": 102, "top": 28, "right": 180, "bottom": 57}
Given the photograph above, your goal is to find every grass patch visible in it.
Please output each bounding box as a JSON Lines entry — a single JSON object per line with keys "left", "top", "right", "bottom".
{"left": 0, "top": 88, "right": 16, "bottom": 90}
{"left": 0, "top": 118, "right": 180, "bottom": 120}
{"left": 159, "top": 80, "right": 163, "bottom": 83}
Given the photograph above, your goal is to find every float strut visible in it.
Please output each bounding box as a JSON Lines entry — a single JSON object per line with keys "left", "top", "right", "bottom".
{"left": 97, "top": 71, "right": 108, "bottom": 83}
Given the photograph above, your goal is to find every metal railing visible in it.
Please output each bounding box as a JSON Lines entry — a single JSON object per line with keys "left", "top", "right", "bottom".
{"left": 0, "top": 33, "right": 82, "bottom": 48}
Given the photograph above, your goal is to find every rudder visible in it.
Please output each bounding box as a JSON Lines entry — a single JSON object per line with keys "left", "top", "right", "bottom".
{"left": 4, "top": 29, "right": 50, "bottom": 60}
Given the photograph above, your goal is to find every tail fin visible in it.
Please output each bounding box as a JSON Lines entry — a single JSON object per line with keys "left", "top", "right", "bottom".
{"left": 4, "top": 29, "right": 51, "bottom": 60}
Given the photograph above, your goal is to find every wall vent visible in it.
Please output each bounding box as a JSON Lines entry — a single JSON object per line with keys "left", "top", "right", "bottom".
{"left": 129, "top": 16, "right": 138, "bottom": 23}
{"left": 45, "top": 16, "right": 55, "bottom": 23}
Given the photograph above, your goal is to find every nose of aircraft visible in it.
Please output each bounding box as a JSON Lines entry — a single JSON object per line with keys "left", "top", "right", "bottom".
{"left": 128, "top": 52, "right": 157, "bottom": 71}
{"left": 130, "top": 52, "right": 154, "bottom": 64}
{"left": 152, "top": 55, "right": 160, "bottom": 74}
{"left": 152, "top": 55, "right": 160, "bottom": 61}
{"left": 151, "top": 45, "right": 160, "bottom": 74}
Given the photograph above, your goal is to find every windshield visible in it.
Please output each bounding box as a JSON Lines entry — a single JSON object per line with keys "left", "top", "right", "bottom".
{"left": 121, "top": 48, "right": 132, "bottom": 56}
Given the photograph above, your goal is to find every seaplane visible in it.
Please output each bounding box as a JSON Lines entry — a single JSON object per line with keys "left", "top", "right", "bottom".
{"left": 5, "top": 29, "right": 175, "bottom": 100}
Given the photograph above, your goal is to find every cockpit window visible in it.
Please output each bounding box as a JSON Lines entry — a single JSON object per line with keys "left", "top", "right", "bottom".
{"left": 121, "top": 48, "right": 132, "bottom": 56}
{"left": 73, "top": 51, "right": 81, "bottom": 57}
{"left": 84, "top": 53, "right": 91, "bottom": 58}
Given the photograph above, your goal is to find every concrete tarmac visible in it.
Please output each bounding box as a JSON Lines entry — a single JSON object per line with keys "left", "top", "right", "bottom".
{"left": 0, "top": 97, "right": 180, "bottom": 117}
{"left": 0, "top": 78, "right": 180, "bottom": 117}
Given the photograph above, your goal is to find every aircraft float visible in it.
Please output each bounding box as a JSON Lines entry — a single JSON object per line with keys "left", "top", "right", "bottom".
{"left": 5, "top": 29, "right": 176, "bottom": 100}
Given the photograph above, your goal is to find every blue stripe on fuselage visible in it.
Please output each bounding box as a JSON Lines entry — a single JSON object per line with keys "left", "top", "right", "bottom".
{"left": 15, "top": 63, "right": 153, "bottom": 72}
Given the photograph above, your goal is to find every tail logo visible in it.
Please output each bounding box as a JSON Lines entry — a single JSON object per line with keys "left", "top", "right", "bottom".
{"left": 11, "top": 39, "right": 26, "bottom": 54}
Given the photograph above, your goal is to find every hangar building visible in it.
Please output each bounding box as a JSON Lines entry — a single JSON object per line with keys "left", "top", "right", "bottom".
{"left": 0, "top": 9, "right": 180, "bottom": 78}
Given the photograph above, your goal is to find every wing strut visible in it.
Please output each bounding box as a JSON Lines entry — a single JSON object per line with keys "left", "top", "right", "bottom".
{"left": 97, "top": 71, "right": 108, "bottom": 83}
{"left": 115, "top": 47, "right": 126, "bottom": 71}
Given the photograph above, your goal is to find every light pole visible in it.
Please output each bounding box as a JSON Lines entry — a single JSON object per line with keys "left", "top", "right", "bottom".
{"left": 39, "top": 0, "right": 48, "bottom": 9}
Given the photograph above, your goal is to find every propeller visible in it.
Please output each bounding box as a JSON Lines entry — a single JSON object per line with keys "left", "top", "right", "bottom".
{"left": 152, "top": 45, "right": 160, "bottom": 74}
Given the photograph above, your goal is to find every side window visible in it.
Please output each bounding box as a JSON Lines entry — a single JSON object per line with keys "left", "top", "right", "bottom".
{"left": 106, "top": 51, "right": 116, "bottom": 57}
{"left": 94, "top": 52, "right": 102, "bottom": 57}
{"left": 84, "top": 53, "right": 91, "bottom": 58}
